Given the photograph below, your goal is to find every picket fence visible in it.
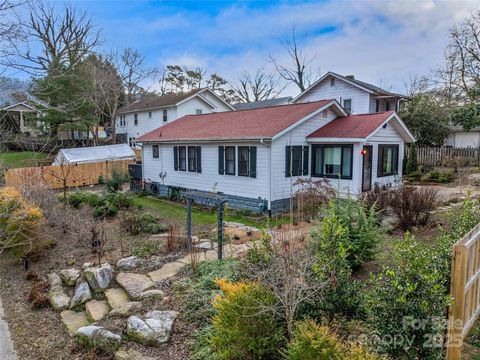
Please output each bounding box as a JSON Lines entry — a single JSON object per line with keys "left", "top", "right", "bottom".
{"left": 446, "top": 222, "right": 480, "bottom": 359}
{"left": 4, "top": 159, "right": 133, "bottom": 190}
{"left": 406, "top": 146, "right": 480, "bottom": 167}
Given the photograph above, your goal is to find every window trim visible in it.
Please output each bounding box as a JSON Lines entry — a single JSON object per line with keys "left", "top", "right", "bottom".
{"left": 163, "top": 109, "right": 168, "bottom": 122}
{"left": 377, "top": 144, "right": 399, "bottom": 177}
{"left": 330, "top": 78, "right": 335, "bottom": 86}
{"left": 238, "top": 146, "right": 250, "bottom": 177}
{"left": 224, "top": 146, "right": 235, "bottom": 176}
{"left": 195, "top": 109, "right": 203, "bottom": 115}
{"left": 152, "top": 144, "right": 159, "bottom": 159}
{"left": 134, "top": 114, "right": 138, "bottom": 126}
{"left": 311, "top": 144, "right": 353, "bottom": 180}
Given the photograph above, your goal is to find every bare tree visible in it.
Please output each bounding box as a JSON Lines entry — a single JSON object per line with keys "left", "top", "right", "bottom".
{"left": 6, "top": 1, "right": 100, "bottom": 76}
{"left": 270, "top": 27, "right": 319, "bottom": 92}
{"left": 0, "top": 0, "right": 23, "bottom": 69}
{"left": 116, "top": 48, "right": 158, "bottom": 104}
{"left": 233, "top": 69, "right": 285, "bottom": 103}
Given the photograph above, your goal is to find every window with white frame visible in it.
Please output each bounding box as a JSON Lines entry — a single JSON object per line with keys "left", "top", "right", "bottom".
{"left": 134, "top": 114, "right": 138, "bottom": 125}
{"left": 152, "top": 145, "right": 159, "bottom": 158}
{"left": 377, "top": 145, "right": 398, "bottom": 177}
{"left": 195, "top": 109, "right": 203, "bottom": 115}
{"left": 343, "top": 99, "right": 352, "bottom": 114}
{"left": 163, "top": 109, "right": 168, "bottom": 122}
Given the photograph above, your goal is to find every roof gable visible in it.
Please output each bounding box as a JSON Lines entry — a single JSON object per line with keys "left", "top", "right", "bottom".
{"left": 293, "top": 72, "right": 402, "bottom": 103}
{"left": 137, "top": 100, "right": 343, "bottom": 142}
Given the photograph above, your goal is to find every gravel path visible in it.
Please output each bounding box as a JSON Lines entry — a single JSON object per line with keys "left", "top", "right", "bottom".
{"left": 0, "top": 295, "right": 17, "bottom": 360}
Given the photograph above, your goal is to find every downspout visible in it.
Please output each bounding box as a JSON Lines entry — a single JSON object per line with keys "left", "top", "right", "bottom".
{"left": 260, "top": 138, "right": 272, "bottom": 216}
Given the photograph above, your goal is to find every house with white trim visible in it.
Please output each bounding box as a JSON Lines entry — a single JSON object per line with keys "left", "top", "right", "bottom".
{"left": 116, "top": 88, "right": 234, "bottom": 146}
{"left": 136, "top": 100, "right": 414, "bottom": 215}
{"left": 293, "top": 72, "right": 405, "bottom": 115}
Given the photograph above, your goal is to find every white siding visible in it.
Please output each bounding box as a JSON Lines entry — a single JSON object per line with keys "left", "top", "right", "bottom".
{"left": 269, "top": 109, "right": 361, "bottom": 200}
{"left": 452, "top": 131, "right": 480, "bottom": 148}
{"left": 143, "top": 142, "right": 270, "bottom": 201}
{"left": 368, "top": 123, "right": 404, "bottom": 189}
{"left": 176, "top": 97, "right": 214, "bottom": 118}
{"left": 295, "top": 77, "right": 371, "bottom": 114}
{"left": 200, "top": 91, "right": 233, "bottom": 112}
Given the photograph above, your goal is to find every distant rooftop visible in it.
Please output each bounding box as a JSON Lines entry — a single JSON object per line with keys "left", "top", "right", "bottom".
{"left": 232, "top": 96, "right": 292, "bottom": 110}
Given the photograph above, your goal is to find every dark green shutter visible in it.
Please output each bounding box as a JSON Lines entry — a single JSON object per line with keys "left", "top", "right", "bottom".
{"left": 173, "top": 146, "right": 178, "bottom": 171}
{"left": 249, "top": 146, "right": 257, "bottom": 178}
{"left": 285, "top": 146, "right": 291, "bottom": 177}
{"left": 196, "top": 146, "right": 202, "bottom": 173}
{"left": 218, "top": 146, "right": 225, "bottom": 174}
{"left": 303, "top": 146, "right": 309, "bottom": 175}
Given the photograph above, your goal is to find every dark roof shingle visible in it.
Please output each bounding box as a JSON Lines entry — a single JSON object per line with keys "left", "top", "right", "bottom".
{"left": 232, "top": 97, "right": 292, "bottom": 110}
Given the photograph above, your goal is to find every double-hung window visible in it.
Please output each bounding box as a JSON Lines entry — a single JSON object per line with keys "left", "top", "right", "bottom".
{"left": 343, "top": 99, "right": 352, "bottom": 114}
{"left": 163, "top": 109, "right": 168, "bottom": 122}
{"left": 238, "top": 147, "right": 250, "bottom": 177}
{"left": 218, "top": 146, "right": 257, "bottom": 178}
{"left": 312, "top": 145, "right": 353, "bottom": 179}
{"left": 285, "top": 146, "right": 308, "bottom": 177}
{"left": 377, "top": 145, "right": 398, "bottom": 177}
{"left": 134, "top": 114, "right": 138, "bottom": 125}
{"left": 225, "top": 146, "right": 235, "bottom": 175}
{"left": 174, "top": 146, "right": 201, "bottom": 172}
{"left": 152, "top": 145, "right": 159, "bottom": 158}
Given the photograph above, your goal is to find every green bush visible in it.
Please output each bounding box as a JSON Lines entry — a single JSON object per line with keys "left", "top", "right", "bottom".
{"left": 190, "top": 325, "right": 219, "bottom": 360}
{"left": 65, "top": 191, "right": 102, "bottom": 208}
{"left": 366, "top": 233, "right": 451, "bottom": 359}
{"left": 210, "top": 279, "right": 284, "bottom": 360}
{"left": 406, "top": 143, "right": 419, "bottom": 174}
{"left": 120, "top": 212, "right": 167, "bottom": 235}
{"left": 103, "top": 192, "right": 132, "bottom": 209}
{"left": 182, "top": 259, "right": 243, "bottom": 326}
{"left": 105, "top": 170, "right": 129, "bottom": 193}
{"left": 64, "top": 191, "right": 132, "bottom": 219}
{"left": 284, "top": 320, "right": 343, "bottom": 360}
{"left": 283, "top": 320, "right": 380, "bottom": 360}
{"left": 93, "top": 202, "right": 118, "bottom": 219}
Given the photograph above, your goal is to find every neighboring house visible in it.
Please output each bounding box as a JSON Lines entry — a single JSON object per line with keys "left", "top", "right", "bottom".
{"left": 116, "top": 88, "right": 234, "bottom": 147}
{"left": 293, "top": 72, "right": 404, "bottom": 115}
{"left": 232, "top": 96, "right": 292, "bottom": 110}
{"left": 0, "top": 91, "right": 48, "bottom": 136}
{"left": 53, "top": 144, "right": 135, "bottom": 165}
{"left": 445, "top": 126, "right": 480, "bottom": 148}
{"left": 136, "top": 100, "right": 414, "bottom": 215}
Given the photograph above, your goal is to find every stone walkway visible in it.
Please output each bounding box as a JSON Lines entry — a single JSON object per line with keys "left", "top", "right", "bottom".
{"left": 0, "top": 295, "right": 17, "bottom": 360}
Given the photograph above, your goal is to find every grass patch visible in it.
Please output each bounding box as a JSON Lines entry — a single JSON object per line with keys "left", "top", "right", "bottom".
{"left": 2, "top": 151, "right": 50, "bottom": 168}
{"left": 132, "top": 196, "right": 289, "bottom": 228}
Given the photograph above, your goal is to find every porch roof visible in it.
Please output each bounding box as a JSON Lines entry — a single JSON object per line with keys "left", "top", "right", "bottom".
{"left": 307, "top": 111, "right": 395, "bottom": 139}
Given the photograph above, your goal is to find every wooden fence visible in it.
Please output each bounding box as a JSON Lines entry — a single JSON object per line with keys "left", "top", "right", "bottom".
{"left": 406, "top": 146, "right": 480, "bottom": 167}
{"left": 4, "top": 159, "right": 134, "bottom": 190}
{"left": 446, "top": 222, "right": 480, "bottom": 359}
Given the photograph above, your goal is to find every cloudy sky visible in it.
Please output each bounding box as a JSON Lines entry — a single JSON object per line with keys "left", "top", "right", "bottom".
{"left": 57, "top": 1, "right": 480, "bottom": 95}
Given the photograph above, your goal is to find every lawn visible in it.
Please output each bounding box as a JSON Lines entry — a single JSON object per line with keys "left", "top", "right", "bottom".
{"left": 132, "top": 195, "right": 290, "bottom": 228}
{"left": 1, "top": 151, "right": 50, "bottom": 168}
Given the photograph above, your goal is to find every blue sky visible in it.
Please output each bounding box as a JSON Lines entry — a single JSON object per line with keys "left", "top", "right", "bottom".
{"left": 56, "top": 1, "right": 480, "bottom": 95}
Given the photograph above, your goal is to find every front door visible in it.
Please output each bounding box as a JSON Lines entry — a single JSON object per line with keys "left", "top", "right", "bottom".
{"left": 362, "top": 145, "right": 373, "bottom": 192}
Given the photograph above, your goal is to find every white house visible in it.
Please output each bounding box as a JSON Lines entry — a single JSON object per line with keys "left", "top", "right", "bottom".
{"left": 116, "top": 88, "right": 234, "bottom": 146}
{"left": 293, "top": 72, "right": 404, "bottom": 115}
{"left": 445, "top": 125, "right": 480, "bottom": 148}
{"left": 136, "top": 100, "right": 414, "bottom": 215}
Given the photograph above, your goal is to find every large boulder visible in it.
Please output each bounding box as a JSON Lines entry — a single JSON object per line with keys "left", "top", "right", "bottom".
{"left": 116, "top": 256, "right": 138, "bottom": 270}
{"left": 48, "top": 273, "right": 70, "bottom": 311}
{"left": 59, "top": 269, "right": 80, "bottom": 286}
{"left": 84, "top": 263, "right": 114, "bottom": 293}
{"left": 138, "top": 289, "right": 164, "bottom": 301}
{"left": 126, "top": 310, "right": 178, "bottom": 346}
{"left": 116, "top": 272, "right": 154, "bottom": 299}
{"left": 70, "top": 281, "right": 92, "bottom": 309}
{"left": 76, "top": 325, "right": 122, "bottom": 352}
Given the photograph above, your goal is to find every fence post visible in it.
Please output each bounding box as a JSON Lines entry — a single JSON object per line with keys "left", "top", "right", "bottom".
{"left": 446, "top": 244, "right": 468, "bottom": 360}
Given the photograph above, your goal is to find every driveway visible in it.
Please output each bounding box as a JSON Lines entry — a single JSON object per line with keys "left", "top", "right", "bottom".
{"left": 0, "top": 295, "right": 17, "bottom": 360}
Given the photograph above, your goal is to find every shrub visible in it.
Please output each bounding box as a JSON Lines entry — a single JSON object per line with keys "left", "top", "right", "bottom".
{"left": 65, "top": 191, "right": 102, "bottom": 208}
{"left": 0, "top": 187, "right": 44, "bottom": 256}
{"left": 105, "top": 169, "right": 129, "bottom": 193}
{"left": 389, "top": 185, "right": 438, "bottom": 230}
{"left": 405, "top": 143, "right": 419, "bottom": 174}
{"left": 361, "top": 184, "right": 391, "bottom": 218}
{"left": 190, "top": 325, "right": 219, "bottom": 360}
{"left": 93, "top": 202, "right": 118, "bottom": 219}
{"left": 366, "top": 233, "right": 451, "bottom": 359}
{"left": 183, "top": 259, "right": 243, "bottom": 326}
{"left": 283, "top": 320, "right": 380, "bottom": 360}
{"left": 283, "top": 320, "right": 343, "bottom": 360}
{"left": 28, "top": 280, "right": 50, "bottom": 309}
{"left": 210, "top": 279, "right": 284, "bottom": 359}
{"left": 103, "top": 192, "right": 132, "bottom": 209}
{"left": 120, "top": 212, "right": 167, "bottom": 235}
{"left": 293, "top": 178, "right": 336, "bottom": 220}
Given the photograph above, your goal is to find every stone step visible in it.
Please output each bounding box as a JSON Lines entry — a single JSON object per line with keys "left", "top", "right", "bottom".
{"left": 116, "top": 273, "right": 154, "bottom": 299}
{"left": 105, "top": 288, "right": 130, "bottom": 309}
{"left": 85, "top": 300, "right": 110, "bottom": 322}
{"left": 60, "top": 310, "right": 90, "bottom": 336}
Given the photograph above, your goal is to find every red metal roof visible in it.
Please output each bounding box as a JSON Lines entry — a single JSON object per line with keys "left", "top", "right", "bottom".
{"left": 307, "top": 111, "right": 395, "bottom": 139}
{"left": 137, "top": 100, "right": 333, "bottom": 142}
